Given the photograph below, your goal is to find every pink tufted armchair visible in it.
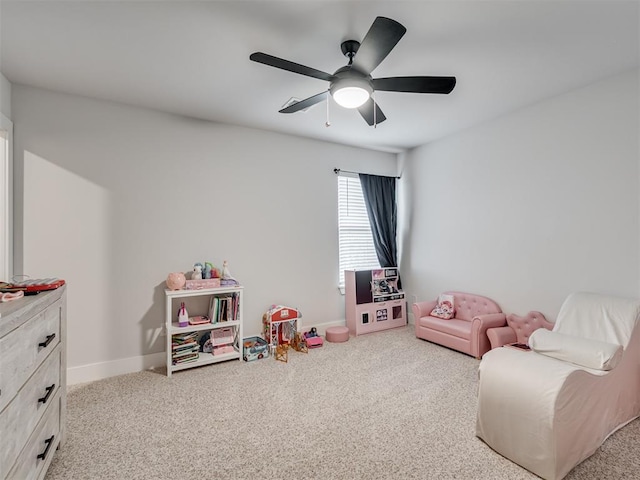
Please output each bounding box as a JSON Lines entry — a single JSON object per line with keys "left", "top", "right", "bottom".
{"left": 412, "top": 291, "right": 506, "bottom": 359}
{"left": 487, "top": 311, "right": 554, "bottom": 350}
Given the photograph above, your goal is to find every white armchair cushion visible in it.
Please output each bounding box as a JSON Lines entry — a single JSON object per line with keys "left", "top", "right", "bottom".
{"left": 554, "top": 292, "right": 640, "bottom": 348}
{"left": 528, "top": 328, "right": 623, "bottom": 371}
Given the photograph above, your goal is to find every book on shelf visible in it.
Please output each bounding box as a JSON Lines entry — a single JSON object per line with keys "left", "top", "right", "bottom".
{"left": 172, "top": 341, "right": 198, "bottom": 351}
{"left": 208, "top": 296, "right": 219, "bottom": 323}
{"left": 173, "top": 331, "right": 198, "bottom": 343}
{"left": 172, "top": 352, "right": 199, "bottom": 364}
{"left": 208, "top": 294, "right": 239, "bottom": 323}
{"left": 172, "top": 348, "right": 198, "bottom": 359}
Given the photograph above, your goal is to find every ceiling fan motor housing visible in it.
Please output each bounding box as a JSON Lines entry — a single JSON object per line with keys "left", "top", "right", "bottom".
{"left": 329, "top": 66, "right": 373, "bottom": 99}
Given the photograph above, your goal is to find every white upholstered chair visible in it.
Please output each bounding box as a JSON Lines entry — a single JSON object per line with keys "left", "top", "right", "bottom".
{"left": 476, "top": 292, "right": 640, "bottom": 480}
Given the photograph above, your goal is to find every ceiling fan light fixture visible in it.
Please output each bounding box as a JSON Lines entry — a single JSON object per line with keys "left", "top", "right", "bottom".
{"left": 330, "top": 74, "right": 373, "bottom": 109}
{"left": 332, "top": 86, "right": 370, "bottom": 109}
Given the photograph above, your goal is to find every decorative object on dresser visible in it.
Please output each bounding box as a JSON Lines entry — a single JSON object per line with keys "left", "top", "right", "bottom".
{"left": 0, "top": 278, "right": 66, "bottom": 295}
{"left": 0, "top": 285, "right": 67, "bottom": 480}
{"left": 345, "top": 268, "right": 406, "bottom": 336}
{"left": 165, "top": 285, "right": 243, "bottom": 376}
{"left": 412, "top": 291, "right": 506, "bottom": 359}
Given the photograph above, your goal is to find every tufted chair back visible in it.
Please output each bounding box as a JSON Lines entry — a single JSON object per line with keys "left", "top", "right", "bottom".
{"left": 507, "top": 311, "right": 554, "bottom": 344}
{"left": 443, "top": 291, "right": 502, "bottom": 321}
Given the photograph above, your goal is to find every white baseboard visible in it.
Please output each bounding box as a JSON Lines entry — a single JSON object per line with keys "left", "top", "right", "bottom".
{"left": 68, "top": 320, "right": 348, "bottom": 386}
{"left": 67, "top": 352, "right": 165, "bottom": 386}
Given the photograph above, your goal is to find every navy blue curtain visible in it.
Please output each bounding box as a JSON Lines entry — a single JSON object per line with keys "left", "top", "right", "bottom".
{"left": 359, "top": 173, "right": 397, "bottom": 268}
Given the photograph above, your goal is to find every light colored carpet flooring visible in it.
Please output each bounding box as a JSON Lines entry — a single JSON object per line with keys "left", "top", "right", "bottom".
{"left": 46, "top": 326, "right": 640, "bottom": 479}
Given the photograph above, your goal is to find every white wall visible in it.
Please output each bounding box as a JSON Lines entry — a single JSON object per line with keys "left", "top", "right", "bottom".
{"left": 0, "top": 73, "right": 11, "bottom": 119}
{"left": 401, "top": 69, "right": 640, "bottom": 319}
{"left": 0, "top": 74, "right": 12, "bottom": 280}
{"left": 12, "top": 85, "right": 397, "bottom": 382}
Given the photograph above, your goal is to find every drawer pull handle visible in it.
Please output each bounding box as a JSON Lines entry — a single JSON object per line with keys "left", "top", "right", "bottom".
{"left": 38, "top": 384, "right": 56, "bottom": 404}
{"left": 38, "top": 333, "right": 56, "bottom": 348}
{"left": 37, "top": 435, "right": 55, "bottom": 461}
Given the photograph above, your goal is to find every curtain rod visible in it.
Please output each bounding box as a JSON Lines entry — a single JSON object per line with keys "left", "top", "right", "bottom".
{"left": 333, "top": 168, "right": 401, "bottom": 179}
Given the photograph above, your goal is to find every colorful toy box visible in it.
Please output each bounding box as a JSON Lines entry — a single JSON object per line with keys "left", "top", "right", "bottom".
{"left": 243, "top": 336, "right": 269, "bottom": 362}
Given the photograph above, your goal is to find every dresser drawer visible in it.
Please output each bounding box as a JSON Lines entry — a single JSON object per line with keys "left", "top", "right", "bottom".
{"left": 6, "top": 390, "right": 61, "bottom": 480}
{"left": 0, "top": 299, "right": 61, "bottom": 413}
{"left": 0, "top": 346, "right": 61, "bottom": 479}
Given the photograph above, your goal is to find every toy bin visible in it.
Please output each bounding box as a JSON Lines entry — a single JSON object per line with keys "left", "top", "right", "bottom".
{"left": 243, "top": 336, "right": 269, "bottom": 362}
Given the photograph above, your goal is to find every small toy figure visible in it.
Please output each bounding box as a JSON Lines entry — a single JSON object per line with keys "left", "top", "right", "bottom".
{"left": 290, "top": 332, "right": 308, "bottom": 354}
{"left": 275, "top": 343, "right": 289, "bottom": 363}
{"left": 222, "top": 260, "right": 232, "bottom": 280}
{"left": 204, "top": 262, "right": 213, "bottom": 279}
{"left": 304, "top": 327, "right": 318, "bottom": 338}
{"left": 192, "top": 263, "right": 203, "bottom": 280}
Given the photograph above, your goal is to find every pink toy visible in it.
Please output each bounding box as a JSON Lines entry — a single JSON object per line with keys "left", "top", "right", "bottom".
{"left": 166, "top": 272, "right": 186, "bottom": 290}
{"left": 305, "top": 336, "right": 323, "bottom": 348}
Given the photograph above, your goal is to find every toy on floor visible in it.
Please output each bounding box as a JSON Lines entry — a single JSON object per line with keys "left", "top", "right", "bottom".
{"left": 290, "top": 332, "right": 308, "bottom": 353}
{"left": 263, "top": 304, "right": 301, "bottom": 349}
{"left": 275, "top": 343, "right": 289, "bottom": 363}
{"left": 304, "top": 328, "right": 324, "bottom": 348}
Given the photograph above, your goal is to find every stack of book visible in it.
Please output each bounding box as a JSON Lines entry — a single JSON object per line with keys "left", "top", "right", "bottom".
{"left": 172, "top": 331, "right": 199, "bottom": 365}
{"left": 208, "top": 293, "right": 240, "bottom": 323}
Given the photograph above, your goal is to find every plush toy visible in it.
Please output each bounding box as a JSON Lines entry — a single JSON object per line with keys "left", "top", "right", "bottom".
{"left": 192, "top": 263, "right": 203, "bottom": 280}
{"left": 204, "top": 262, "right": 213, "bottom": 279}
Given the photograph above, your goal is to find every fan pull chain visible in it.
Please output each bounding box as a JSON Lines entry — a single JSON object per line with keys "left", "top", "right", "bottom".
{"left": 325, "top": 91, "right": 331, "bottom": 127}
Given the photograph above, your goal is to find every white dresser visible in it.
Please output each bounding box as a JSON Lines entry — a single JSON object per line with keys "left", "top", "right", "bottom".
{"left": 0, "top": 286, "right": 66, "bottom": 480}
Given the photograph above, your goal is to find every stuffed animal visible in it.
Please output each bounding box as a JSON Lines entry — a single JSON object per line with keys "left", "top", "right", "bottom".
{"left": 204, "top": 262, "right": 213, "bottom": 279}
{"left": 192, "top": 263, "right": 203, "bottom": 280}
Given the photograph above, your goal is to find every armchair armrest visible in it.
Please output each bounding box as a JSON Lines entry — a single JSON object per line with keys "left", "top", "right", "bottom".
{"left": 486, "top": 326, "right": 517, "bottom": 350}
{"left": 471, "top": 313, "right": 507, "bottom": 359}
{"left": 412, "top": 300, "right": 438, "bottom": 320}
{"left": 471, "top": 313, "right": 507, "bottom": 336}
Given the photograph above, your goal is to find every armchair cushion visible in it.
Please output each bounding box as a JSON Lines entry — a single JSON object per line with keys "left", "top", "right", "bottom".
{"left": 528, "top": 328, "right": 623, "bottom": 371}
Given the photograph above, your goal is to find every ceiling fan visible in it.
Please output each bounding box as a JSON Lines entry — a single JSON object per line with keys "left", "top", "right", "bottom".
{"left": 249, "top": 16, "right": 456, "bottom": 126}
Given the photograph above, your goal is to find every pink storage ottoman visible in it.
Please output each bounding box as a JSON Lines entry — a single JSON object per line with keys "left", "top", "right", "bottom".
{"left": 326, "top": 326, "right": 349, "bottom": 343}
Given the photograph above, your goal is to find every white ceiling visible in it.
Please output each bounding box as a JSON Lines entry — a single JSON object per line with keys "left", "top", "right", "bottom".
{"left": 1, "top": 1, "right": 638, "bottom": 152}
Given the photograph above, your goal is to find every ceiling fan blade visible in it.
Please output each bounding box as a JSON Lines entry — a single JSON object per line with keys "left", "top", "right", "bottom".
{"left": 279, "top": 91, "right": 329, "bottom": 113}
{"left": 250, "top": 52, "right": 333, "bottom": 82}
{"left": 351, "top": 17, "right": 406, "bottom": 75}
{"left": 358, "top": 98, "right": 387, "bottom": 126}
{"left": 373, "top": 76, "right": 456, "bottom": 94}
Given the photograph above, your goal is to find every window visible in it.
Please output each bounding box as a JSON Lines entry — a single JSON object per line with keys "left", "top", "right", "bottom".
{"left": 337, "top": 174, "right": 380, "bottom": 290}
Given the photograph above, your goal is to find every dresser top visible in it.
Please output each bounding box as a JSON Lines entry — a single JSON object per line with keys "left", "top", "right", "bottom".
{"left": 0, "top": 286, "right": 66, "bottom": 338}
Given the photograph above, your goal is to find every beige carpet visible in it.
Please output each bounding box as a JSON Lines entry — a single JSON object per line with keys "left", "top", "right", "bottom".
{"left": 46, "top": 326, "right": 640, "bottom": 479}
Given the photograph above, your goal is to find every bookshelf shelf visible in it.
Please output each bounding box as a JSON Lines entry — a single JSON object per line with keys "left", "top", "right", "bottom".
{"left": 164, "top": 285, "right": 243, "bottom": 376}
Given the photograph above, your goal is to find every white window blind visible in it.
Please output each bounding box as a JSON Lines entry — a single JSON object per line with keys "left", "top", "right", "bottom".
{"left": 338, "top": 174, "right": 380, "bottom": 289}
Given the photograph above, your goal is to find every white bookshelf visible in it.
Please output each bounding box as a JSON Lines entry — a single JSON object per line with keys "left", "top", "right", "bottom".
{"left": 164, "top": 285, "right": 243, "bottom": 376}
